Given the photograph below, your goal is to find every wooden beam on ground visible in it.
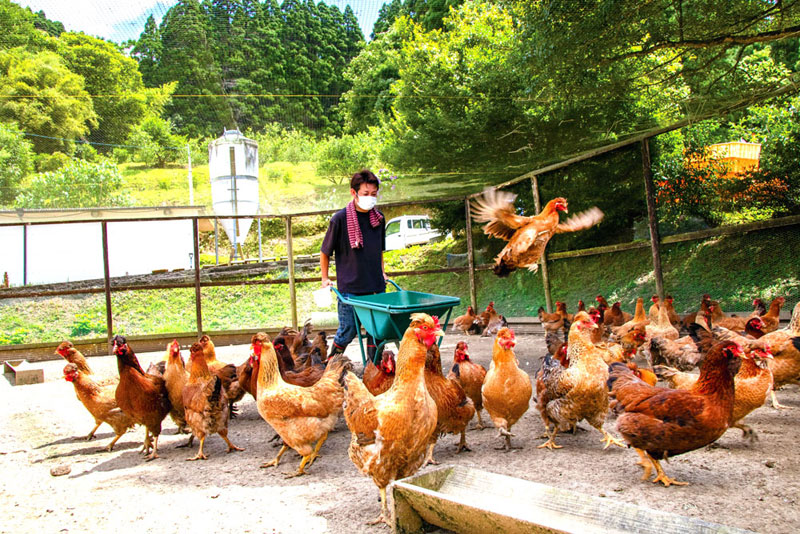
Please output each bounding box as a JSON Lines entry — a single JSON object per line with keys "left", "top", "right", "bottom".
{"left": 531, "top": 176, "right": 553, "bottom": 313}
{"left": 642, "top": 138, "right": 665, "bottom": 301}
{"left": 464, "top": 198, "right": 477, "bottom": 310}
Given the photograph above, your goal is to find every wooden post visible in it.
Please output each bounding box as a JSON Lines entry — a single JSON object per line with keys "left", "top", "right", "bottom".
{"left": 286, "top": 216, "right": 298, "bottom": 329}
{"left": 193, "top": 218, "right": 203, "bottom": 335}
{"left": 531, "top": 177, "right": 554, "bottom": 314}
{"left": 641, "top": 138, "right": 665, "bottom": 301}
{"left": 464, "top": 198, "right": 478, "bottom": 310}
{"left": 22, "top": 224, "right": 27, "bottom": 286}
{"left": 213, "top": 217, "right": 219, "bottom": 266}
{"left": 101, "top": 222, "right": 113, "bottom": 347}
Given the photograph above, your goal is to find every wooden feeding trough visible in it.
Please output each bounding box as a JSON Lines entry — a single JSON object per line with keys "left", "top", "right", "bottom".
{"left": 392, "top": 465, "right": 753, "bottom": 534}
{"left": 3, "top": 359, "right": 44, "bottom": 385}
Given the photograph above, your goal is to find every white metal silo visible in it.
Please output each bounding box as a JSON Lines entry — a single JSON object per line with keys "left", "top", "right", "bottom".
{"left": 209, "top": 129, "right": 259, "bottom": 259}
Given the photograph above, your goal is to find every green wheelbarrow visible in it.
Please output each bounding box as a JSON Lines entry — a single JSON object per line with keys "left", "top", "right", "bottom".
{"left": 331, "top": 280, "right": 461, "bottom": 366}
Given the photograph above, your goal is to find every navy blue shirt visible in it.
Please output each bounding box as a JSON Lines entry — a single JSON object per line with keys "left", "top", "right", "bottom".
{"left": 321, "top": 208, "right": 386, "bottom": 294}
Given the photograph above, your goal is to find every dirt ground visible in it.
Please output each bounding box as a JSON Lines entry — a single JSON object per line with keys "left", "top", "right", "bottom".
{"left": 1, "top": 333, "right": 799, "bottom": 534}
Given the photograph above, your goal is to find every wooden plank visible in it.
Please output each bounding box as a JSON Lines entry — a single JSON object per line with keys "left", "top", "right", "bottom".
{"left": 193, "top": 218, "right": 203, "bottom": 335}
{"left": 464, "top": 198, "right": 478, "bottom": 310}
{"left": 393, "top": 465, "right": 754, "bottom": 534}
{"left": 642, "top": 138, "right": 665, "bottom": 300}
{"left": 531, "top": 176, "right": 553, "bottom": 313}
{"left": 286, "top": 216, "right": 298, "bottom": 329}
{"left": 101, "top": 221, "right": 113, "bottom": 347}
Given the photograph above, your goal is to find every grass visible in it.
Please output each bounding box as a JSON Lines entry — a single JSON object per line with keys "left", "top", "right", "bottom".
{"left": 1, "top": 227, "right": 797, "bottom": 345}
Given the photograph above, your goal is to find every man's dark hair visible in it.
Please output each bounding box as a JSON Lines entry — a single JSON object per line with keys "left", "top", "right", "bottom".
{"left": 350, "top": 169, "right": 380, "bottom": 192}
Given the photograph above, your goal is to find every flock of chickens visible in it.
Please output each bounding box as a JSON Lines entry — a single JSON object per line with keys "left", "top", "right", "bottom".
{"left": 54, "top": 293, "right": 799, "bottom": 525}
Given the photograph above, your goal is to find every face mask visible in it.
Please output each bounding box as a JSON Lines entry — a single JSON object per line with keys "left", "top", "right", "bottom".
{"left": 357, "top": 195, "right": 378, "bottom": 210}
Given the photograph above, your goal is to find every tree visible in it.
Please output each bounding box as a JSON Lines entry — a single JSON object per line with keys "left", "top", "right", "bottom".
{"left": 0, "top": 123, "right": 34, "bottom": 206}
{"left": 372, "top": 0, "right": 404, "bottom": 38}
{"left": 158, "top": 0, "right": 232, "bottom": 136}
{"left": 0, "top": 48, "right": 97, "bottom": 153}
{"left": 127, "top": 115, "right": 185, "bottom": 168}
{"left": 32, "top": 9, "right": 64, "bottom": 37}
{"left": 0, "top": 0, "right": 51, "bottom": 51}
{"left": 131, "top": 15, "right": 162, "bottom": 87}
{"left": 57, "top": 33, "right": 147, "bottom": 147}
{"left": 15, "top": 159, "right": 130, "bottom": 208}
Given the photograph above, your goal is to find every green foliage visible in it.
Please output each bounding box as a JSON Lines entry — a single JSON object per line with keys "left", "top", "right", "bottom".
{"left": 57, "top": 33, "right": 147, "bottom": 147}
{"left": 0, "top": 0, "right": 51, "bottom": 51}
{"left": 250, "top": 125, "right": 318, "bottom": 164}
{"left": 15, "top": 159, "right": 131, "bottom": 208}
{"left": 70, "top": 313, "right": 105, "bottom": 337}
{"left": 0, "top": 123, "right": 34, "bottom": 206}
{"left": 127, "top": 115, "right": 185, "bottom": 168}
{"left": 73, "top": 143, "right": 99, "bottom": 162}
{"left": 0, "top": 48, "right": 97, "bottom": 153}
{"left": 32, "top": 9, "right": 64, "bottom": 37}
{"left": 316, "top": 130, "right": 381, "bottom": 185}
{"left": 34, "top": 151, "right": 70, "bottom": 172}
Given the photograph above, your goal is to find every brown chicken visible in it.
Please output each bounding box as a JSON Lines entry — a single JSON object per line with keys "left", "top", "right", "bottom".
{"left": 112, "top": 335, "right": 172, "bottom": 461}
{"left": 310, "top": 331, "right": 329, "bottom": 362}
{"left": 664, "top": 295, "right": 681, "bottom": 327}
{"left": 614, "top": 297, "right": 649, "bottom": 337}
{"left": 648, "top": 322, "right": 713, "bottom": 371}
{"left": 604, "top": 302, "right": 632, "bottom": 327}
{"left": 609, "top": 341, "right": 747, "bottom": 486}
{"left": 655, "top": 344, "right": 773, "bottom": 442}
{"left": 63, "top": 363, "right": 135, "bottom": 450}
{"left": 627, "top": 362, "right": 657, "bottom": 386}
{"left": 599, "top": 326, "right": 647, "bottom": 364}
{"left": 482, "top": 328, "right": 532, "bottom": 450}
{"left": 257, "top": 338, "right": 350, "bottom": 477}
{"left": 55, "top": 341, "right": 94, "bottom": 375}
{"left": 423, "top": 343, "right": 475, "bottom": 464}
{"left": 478, "top": 301, "right": 497, "bottom": 329}
{"left": 447, "top": 341, "right": 488, "bottom": 430}
{"left": 182, "top": 342, "right": 244, "bottom": 460}
{"left": 453, "top": 306, "right": 478, "bottom": 335}
{"left": 760, "top": 296, "right": 786, "bottom": 333}
{"left": 198, "top": 334, "right": 245, "bottom": 415}
{"left": 710, "top": 301, "right": 747, "bottom": 332}
{"left": 237, "top": 332, "right": 268, "bottom": 400}
{"left": 342, "top": 313, "right": 440, "bottom": 525}
{"left": 536, "top": 312, "right": 624, "bottom": 450}
{"left": 471, "top": 190, "right": 603, "bottom": 277}
{"left": 681, "top": 294, "right": 712, "bottom": 331}
{"left": 761, "top": 301, "right": 800, "bottom": 408}
{"left": 645, "top": 296, "right": 680, "bottom": 341}
{"left": 648, "top": 296, "right": 660, "bottom": 323}
{"left": 536, "top": 302, "right": 569, "bottom": 332}
{"left": 274, "top": 336, "right": 326, "bottom": 386}
{"left": 162, "top": 339, "right": 189, "bottom": 435}
{"left": 362, "top": 349, "right": 396, "bottom": 396}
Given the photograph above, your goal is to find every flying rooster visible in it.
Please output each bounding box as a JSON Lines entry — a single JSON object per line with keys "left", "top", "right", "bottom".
{"left": 471, "top": 189, "right": 603, "bottom": 277}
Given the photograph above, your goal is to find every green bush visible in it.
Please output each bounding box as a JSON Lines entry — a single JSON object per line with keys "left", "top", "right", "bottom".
{"left": 316, "top": 133, "right": 378, "bottom": 185}
{"left": 73, "top": 143, "right": 99, "bottom": 162}
{"left": 70, "top": 313, "right": 106, "bottom": 337}
{"left": 127, "top": 115, "right": 185, "bottom": 168}
{"left": 34, "top": 151, "right": 71, "bottom": 173}
{"left": 16, "top": 159, "right": 131, "bottom": 208}
{"left": 0, "top": 123, "right": 34, "bottom": 206}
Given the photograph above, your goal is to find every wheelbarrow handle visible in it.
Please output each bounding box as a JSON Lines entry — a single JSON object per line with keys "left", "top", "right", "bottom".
{"left": 385, "top": 279, "right": 402, "bottom": 291}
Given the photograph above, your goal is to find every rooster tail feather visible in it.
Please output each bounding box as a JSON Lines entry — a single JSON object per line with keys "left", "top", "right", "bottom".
{"left": 493, "top": 259, "right": 513, "bottom": 277}
{"left": 606, "top": 361, "right": 633, "bottom": 391}
{"left": 209, "top": 375, "right": 223, "bottom": 404}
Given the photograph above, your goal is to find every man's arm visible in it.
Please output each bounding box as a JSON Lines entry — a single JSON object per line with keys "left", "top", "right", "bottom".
{"left": 320, "top": 252, "right": 332, "bottom": 288}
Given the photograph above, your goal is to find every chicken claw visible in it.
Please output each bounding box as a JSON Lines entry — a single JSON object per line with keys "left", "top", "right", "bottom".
{"left": 85, "top": 422, "right": 101, "bottom": 441}
{"left": 649, "top": 456, "right": 689, "bottom": 487}
{"left": 537, "top": 438, "right": 562, "bottom": 450}
{"left": 600, "top": 430, "right": 626, "bottom": 449}
{"left": 261, "top": 444, "right": 288, "bottom": 469}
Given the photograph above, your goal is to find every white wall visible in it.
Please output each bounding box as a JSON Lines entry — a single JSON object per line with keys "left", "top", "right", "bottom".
{"left": 0, "top": 220, "right": 195, "bottom": 286}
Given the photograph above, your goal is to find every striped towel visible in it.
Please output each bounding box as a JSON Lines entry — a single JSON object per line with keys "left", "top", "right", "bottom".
{"left": 346, "top": 200, "right": 383, "bottom": 249}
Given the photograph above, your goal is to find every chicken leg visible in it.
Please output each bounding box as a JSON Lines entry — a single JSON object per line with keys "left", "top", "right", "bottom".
{"left": 187, "top": 436, "right": 207, "bottom": 461}
{"left": 456, "top": 430, "right": 471, "bottom": 453}
{"left": 537, "top": 427, "right": 562, "bottom": 450}
{"left": 144, "top": 434, "right": 160, "bottom": 461}
{"left": 471, "top": 411, "right": 486, "bottom": 431}
{"left": 85, "top": 421, "right": 102, "bottom": 441}
{"left": 648, "top": 453, "right": 688, "bottom": 487}
{"left": 367, "top": 487, "right": 390, "bottom": 526}
{"left": 634, "top": 448, "right": 653, "bottom": 481}
{"left": 221, "top": 432, "right": 244, "bottom": 454}
{"left": 261, "top": 444, "right": 288, "bottom": 468}
{"left": 304, "top": 434, "right": 327, "bottom": 468}
{"left": 496, "top": 426, "right": 521, "bottom": 451}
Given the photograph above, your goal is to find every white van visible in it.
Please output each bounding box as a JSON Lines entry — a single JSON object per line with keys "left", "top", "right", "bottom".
{"left": 385, "top": 215, "right": 444, "bottom": 251}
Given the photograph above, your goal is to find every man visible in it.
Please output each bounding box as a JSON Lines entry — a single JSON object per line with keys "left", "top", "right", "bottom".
{"left": 320, "top": 169, "right": 387, "bottom": 360}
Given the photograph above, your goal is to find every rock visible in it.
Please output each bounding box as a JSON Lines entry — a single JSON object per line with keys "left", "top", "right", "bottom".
{"left": 765, "top": 460, "right": 776, "bottom": 468}
{"left": 50, "top": 465, "right": 71, "bottom": 477}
